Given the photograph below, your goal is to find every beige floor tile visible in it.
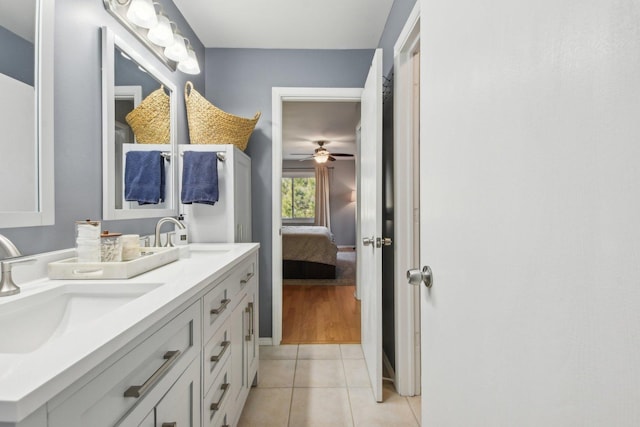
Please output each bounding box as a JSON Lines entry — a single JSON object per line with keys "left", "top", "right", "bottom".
{"left": 259, "top": 344, "right": 298, "bottom": 360}
{"left": 289, "top": 387, "right": 354, "bottom": 427}
{"left": 297, "top": 343, "right": 342, "bottom": 359}
{"left": 349, "top": 386, "right": 419, "bottom": 427}
{"left": 294, "top": 359, "right": 346, "bottom": 387}
{"left": 407, "top": 395, "right": 422, "bottom": 425}
{"left": 340, "top": 344, "right": 364, "bottom": 359}
{"left": 257, "top": 359, "right": 296, "bottom": 388}
{"left": 343, "top": 358, "right": 371, "bottom": 388}
{"left": 237, "top": 387, "right": 292, "bottom": 427}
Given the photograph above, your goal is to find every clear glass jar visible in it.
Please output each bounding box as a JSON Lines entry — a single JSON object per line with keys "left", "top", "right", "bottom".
{"left": 121, "top": 234, "right": 141, "bottom": 261}
{"left": 101, "top": 231, "right": 122, "bottom": 262}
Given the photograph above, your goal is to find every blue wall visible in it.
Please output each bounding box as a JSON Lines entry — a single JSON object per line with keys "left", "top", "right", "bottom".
{"left": 0, "top": 0, "right": 204, "bottom": 254}
{"left": 204, "top": 48, "right": 374, "bottom": 337}
{"left": 0, "top": 26, "right": 34, "bottom": 86}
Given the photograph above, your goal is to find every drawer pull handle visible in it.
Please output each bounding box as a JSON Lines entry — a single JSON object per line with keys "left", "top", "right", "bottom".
{"left": 210, "top": 341, "right": 231, "bottom": 362}
{"left": 245, "top": 302, "right": 254, "bottom": 341}
{"left": 124, "top": 350, "right": 181, "bottom": 398}
{"left": 210, "top": 383, "right": 230, "bottom": 412}
{"left": 240, "top": 271, "right": 254, "bottom": 285}
{"left": 210, "top": 298, "right": 231, "bottom": 315}
{"left": 161, "top": 423, "right": 177, "bottom": 427}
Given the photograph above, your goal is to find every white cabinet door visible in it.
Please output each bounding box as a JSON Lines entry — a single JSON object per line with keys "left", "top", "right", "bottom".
{"left": 233, "top": 152, "right": 252, "bottom": 242}
{"left": 244, "top": 286, "right": 258, "bottom": 386}
{"left": 138, "top": 411, "right": 154, "bottom": 427}
{"left": 155, "top": 358, "right": 201, "bottom": 427}
{"left": 229, "top": 293, "right": 248, "bottom": 411}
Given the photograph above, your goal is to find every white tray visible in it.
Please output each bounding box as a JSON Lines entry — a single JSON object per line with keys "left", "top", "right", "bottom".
{"left": 47, "top": 247, "right": 180, "bottom": 280}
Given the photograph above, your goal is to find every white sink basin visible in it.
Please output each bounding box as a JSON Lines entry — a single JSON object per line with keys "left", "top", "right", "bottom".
{"left": 0, "top": 282, "right": 161, "bottom": 354}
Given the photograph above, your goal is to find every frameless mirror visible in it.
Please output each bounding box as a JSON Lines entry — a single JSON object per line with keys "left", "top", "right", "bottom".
{"left": 0, "top": 0, "right": 54, "bottom": 227}
{"left": 102, "top": 27, "right": 178, "bottom": 220}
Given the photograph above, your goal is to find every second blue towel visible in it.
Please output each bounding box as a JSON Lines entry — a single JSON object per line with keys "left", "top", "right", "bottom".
{"left": 181, "top": 151, "right": 219, "bottom": 205}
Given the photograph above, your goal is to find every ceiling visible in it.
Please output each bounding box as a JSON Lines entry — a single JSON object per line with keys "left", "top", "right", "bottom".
{"left": 0, "top": 1, "right": 35, "bottom": 42}
{"left": 172, "top": 0, "right": 394, "bottom": 49}
{"left": 282, "top": 102, "right": 360, "bottom": 161}
{"left": 172, "top": 0, "right": 388, "bottom": 160}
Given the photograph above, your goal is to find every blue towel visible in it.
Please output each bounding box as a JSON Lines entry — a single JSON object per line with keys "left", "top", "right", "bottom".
{"left": 124, "top": 150, "right": 165, "bottom": 205}
{"left": 181, "top": 151, "right": 219, "bottom": 205}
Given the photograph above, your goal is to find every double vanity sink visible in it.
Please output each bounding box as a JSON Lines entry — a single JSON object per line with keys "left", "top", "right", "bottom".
{"left": 0, "top": 281, "right": 162, "bottom": 354}
{"left": 0, "top": 243, "right": 258, "bottom": 426}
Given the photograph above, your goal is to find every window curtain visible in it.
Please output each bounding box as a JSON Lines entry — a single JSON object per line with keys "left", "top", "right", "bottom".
{"left": 314, "top": 164, "right": 331, "bottom": 229}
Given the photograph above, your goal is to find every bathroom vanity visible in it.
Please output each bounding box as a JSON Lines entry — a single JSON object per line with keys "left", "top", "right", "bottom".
{"left": 0, "top": 243, "right": 259, "bottom": 427}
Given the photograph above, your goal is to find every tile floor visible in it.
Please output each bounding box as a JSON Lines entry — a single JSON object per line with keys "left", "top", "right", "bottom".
{"left": 238, "top": 344, "right": 421, "bottom": 427}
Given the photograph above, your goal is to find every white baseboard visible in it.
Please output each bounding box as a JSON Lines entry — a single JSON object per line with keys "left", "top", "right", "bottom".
{"left": 259, "top": 337, "right": 273, "bottom": 346}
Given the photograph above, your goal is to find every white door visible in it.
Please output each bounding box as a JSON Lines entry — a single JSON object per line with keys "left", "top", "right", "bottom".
{"left": 418, "top": 0, "right": 640, "bottom": 424}
{"left": 359, "top": 48, "right": 383, "bottom": 402}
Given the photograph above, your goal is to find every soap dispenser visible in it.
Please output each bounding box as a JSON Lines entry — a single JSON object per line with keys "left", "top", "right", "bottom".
{"left": 174, "top": 214, "right": 189, "bottom": 246}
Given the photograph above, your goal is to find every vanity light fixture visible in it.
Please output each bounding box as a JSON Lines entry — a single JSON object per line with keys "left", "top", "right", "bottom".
{"left": 164, "top": 31, "right": 189, "bottom": 62}
{"left": 125, "top": 0, "right": 157, "bottom": 28}
{"left": 147, "top": 14, "right": 174, "bottom": 47}
{"left": 177, "top": 42, "right": 201, "bottom": 75}
{"left": 103, "top": 0, "right": 201, "bottom": 74}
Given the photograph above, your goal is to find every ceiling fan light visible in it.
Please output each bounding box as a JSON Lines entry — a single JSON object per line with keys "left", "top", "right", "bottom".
{"left": 314, "top": 154, "right": 329, "bottom": 164}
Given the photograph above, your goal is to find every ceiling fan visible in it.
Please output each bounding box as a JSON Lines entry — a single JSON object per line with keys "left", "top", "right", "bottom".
{"left": 291, "top": 141, "right": 354, "bottom": 163}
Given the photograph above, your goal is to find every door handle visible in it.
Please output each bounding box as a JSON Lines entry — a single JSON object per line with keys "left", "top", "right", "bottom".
{"left": 362, "top": 237, "right": 374, "bottom": 246}
{"left": 376, "top": 237, "right": 392, "bottom": 248}
{"left": 407, "top": 266, "right": 433, "bottom": 288}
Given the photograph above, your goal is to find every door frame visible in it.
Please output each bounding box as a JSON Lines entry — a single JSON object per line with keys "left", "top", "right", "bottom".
{"left": 271, "top": 87, "right": 363, "bottom": 345}
{"left": 393, "top": 2, "right": 421, "bottom": 396}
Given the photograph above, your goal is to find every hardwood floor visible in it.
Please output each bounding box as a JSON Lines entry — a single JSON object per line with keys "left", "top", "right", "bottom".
{"left": 282, "top": 285, "right": 361, "bottom": 344}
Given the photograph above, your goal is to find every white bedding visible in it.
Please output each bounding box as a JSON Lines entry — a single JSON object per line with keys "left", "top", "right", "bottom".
{"left": 282, "top": 226, "right": 338, "bottom": 266}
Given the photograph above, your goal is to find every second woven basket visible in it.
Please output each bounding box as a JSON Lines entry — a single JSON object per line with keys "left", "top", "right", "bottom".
{"left": 184, "top": 81, "right": 260, "bottom": 151}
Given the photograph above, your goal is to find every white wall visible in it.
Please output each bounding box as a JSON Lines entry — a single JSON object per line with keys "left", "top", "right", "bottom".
{"left": 421, "top": 0, "right": 640, "bottom": 424}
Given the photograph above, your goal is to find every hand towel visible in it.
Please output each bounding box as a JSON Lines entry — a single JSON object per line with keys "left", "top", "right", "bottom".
{"left": 124, "top": 150, "right": 165, "bottom": 205}
{"left": 181, "top": 151, "right": 219, "bottom": 205}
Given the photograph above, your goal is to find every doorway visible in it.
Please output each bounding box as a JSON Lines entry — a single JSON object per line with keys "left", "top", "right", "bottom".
{"left": 272, "top": 93, "right": 362, "bottom": 344}
{"left": 271, "top": 88, "right": 364, "bottom": 346}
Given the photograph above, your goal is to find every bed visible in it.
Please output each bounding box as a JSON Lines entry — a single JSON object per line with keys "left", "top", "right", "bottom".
{"left": 282, "top": 226, "right": 338, "bottom": 279}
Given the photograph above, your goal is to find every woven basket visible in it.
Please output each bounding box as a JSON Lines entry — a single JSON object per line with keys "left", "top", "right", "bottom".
{"left": 185, "top": 81, "right": 260, "bottom": 150}
{"left": 125, "top": 86, "right": 170, "bottom": 144}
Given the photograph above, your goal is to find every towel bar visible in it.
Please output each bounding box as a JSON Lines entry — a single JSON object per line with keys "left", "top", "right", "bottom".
{"left": 178, "top": 151, "right": 226, "bottom": 162}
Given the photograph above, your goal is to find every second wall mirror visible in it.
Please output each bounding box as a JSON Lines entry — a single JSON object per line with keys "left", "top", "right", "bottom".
{"left": 101, "top": 26, "right": 178, "bottom": 220}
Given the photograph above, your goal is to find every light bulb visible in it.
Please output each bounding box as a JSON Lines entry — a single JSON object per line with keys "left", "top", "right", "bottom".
{"left": 315, "top": 154, "right": 329, "bottom": 164}
{"left": 147, "top": 15, "right": 174, "bottom": 47}
{"left": 177, "top": 48, "right": 200, "bottom": 75}
{"left": 164, "top": 33, "right": 188, "bottom": 62}
{"left": 126, "top": 0, "right": 158, "bottom": 29}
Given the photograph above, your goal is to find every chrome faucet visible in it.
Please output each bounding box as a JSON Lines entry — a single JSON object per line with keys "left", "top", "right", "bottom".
{"left": 0, "top": 234, "right": 22, "bottom": 259}
{"left": 0, "top": 234, "right": 35, "bottom": 297}
{"left": 154, "top": 217, "right": 186, "bottom": 247}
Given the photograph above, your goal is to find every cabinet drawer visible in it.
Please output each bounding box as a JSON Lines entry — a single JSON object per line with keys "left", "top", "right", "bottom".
{"left": 203, "top": 278, "right": 232, "bottom": 341}
{"left": 203, "top": 256, "right": 256, "bottom": 342}
{"left": 203, "top": 321, "right": 231, "bottom": 396}
{"left": 203, "top": 363, "right": 232, "bottom": 427}
{"left": 48, "top": 302, "right": 201, "bottom": 427}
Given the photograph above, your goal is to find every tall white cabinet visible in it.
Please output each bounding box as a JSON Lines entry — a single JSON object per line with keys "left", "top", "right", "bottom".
{"left": 179, "top": 145, "right": 252, "bottom": 243}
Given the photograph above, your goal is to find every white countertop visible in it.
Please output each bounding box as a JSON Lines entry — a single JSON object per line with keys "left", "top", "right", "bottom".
{"left": 0, "top": 243, "right": 259, "bottom": 423}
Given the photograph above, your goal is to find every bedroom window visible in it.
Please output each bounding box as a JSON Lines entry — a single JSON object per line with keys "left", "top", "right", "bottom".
{"left": 281, "top": 176, "right": 315, "bottom": 220}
